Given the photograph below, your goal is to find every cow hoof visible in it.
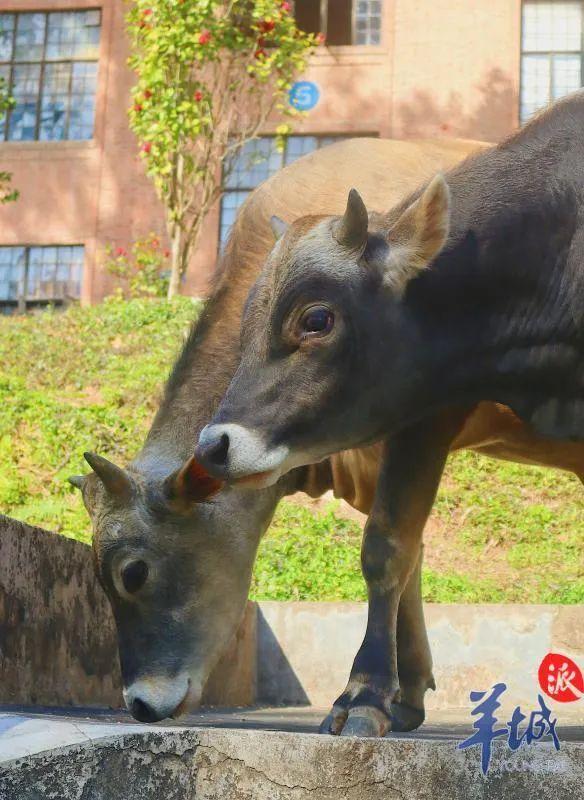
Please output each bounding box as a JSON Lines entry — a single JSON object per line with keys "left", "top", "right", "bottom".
{"left": 389, "top": 701, "right": 425, "bottom": 732}
{"left": 318, "top": 704, "right": 347, "bottom": 735}
{"left": 339, "top": 706, "right": 391, "bottom": 738}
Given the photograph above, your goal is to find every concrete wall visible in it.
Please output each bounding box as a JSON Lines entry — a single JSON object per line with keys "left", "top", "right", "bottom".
{"left": 257, "top": 601, "right": 584, "bottom": 717}
{"left": 3, "top": 513, "right": 581, "bottom": 717}
{"left": 0, "top": 0, "right": 524, "bottom": 303}
{"left": 0, "top": 515, "right": 255, "bottom": 708}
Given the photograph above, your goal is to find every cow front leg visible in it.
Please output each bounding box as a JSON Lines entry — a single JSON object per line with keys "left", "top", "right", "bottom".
{"left": 320, "top": 411, "right": 467, "bottom": 737}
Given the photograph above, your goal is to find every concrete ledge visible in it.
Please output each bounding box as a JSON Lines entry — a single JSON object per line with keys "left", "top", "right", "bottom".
{"left": 0, "top": 711, "right": 582, "bottom": 800}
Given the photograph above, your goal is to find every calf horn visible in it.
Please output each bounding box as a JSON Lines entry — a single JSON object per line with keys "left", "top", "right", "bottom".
{"left": 84, "top": 451, "right": 134, "bottom": 499}
{"left": 333, "top": 188, "right": 368, "bottom": 252}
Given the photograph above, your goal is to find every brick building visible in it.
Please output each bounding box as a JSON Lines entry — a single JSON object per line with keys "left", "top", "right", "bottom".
{"left": 0, "top": 0, "right": 581, "bottom": 309}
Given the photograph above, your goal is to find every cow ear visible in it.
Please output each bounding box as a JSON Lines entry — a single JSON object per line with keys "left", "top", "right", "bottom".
{"left": 382, "top": 174, "right": 450, "bottom": 294}
{"left": 163, "top": 456, "right": 224, "bottom": 512}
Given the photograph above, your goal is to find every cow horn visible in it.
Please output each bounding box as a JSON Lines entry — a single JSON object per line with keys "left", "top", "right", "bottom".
{"left": 270, "top": 215, "right": 288, "bottom": 241}
{"left": 333, "top": 189, "right": 368, "bottom": 251}
{"left": 83, "top": 452, "right": 133, "bottom": 499}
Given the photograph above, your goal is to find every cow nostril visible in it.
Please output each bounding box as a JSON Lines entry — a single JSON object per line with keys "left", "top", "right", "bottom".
{"left": 130, "top": 698, "right": 158, "bottom": 723}
{"left": 206, "top": 432, "right": 230, "bottom": 467}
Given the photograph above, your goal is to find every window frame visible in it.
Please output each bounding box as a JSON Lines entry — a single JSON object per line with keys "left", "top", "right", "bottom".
{"left": 519, "top": 0, "right": 584, "bottom": 123}
{"left": 219, "top": 133, "right": 374, "bottom": 249}
{"left": 296, "top": 0, "right": 382, "bottom": 47}
{"left": 0, "top": 243, "right": 84, "bottom": 313}
{"left": 0, "top": 9, "right": 101, "bottom": 142}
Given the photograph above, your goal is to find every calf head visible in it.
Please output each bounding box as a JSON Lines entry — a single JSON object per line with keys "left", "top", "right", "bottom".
{"left": 70, "top": 451, "right": 275, "bottom": 722}
{"left": 196, "top": 175, "right": 451, "bottom": 485}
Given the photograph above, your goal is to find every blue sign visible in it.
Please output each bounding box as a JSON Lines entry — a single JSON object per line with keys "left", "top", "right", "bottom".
{"left": 289, "top": 81, "right": 320, "bottom": 111}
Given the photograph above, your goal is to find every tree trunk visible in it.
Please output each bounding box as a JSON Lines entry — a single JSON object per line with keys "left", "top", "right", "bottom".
{"left": 167, "top": 221, "right": 183, "bottom": 300}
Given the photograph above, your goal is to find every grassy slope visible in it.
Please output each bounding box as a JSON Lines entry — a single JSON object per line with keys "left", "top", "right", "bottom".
{"left": 1, "top": 300, "right": 582, "bottom": 603}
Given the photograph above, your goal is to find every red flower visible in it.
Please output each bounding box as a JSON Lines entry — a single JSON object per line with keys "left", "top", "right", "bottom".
{"left": 115, "top": 247, "right": 127, "bottom": 257}
{"left": 141, "top": 142, "right": 152, "bottom": 154}
{"left": 259, "top": 19, "right": 275, "bottom": 33}
{"left": 133, "top": 103, "right": 143, "bottom": 113}
{"left": 281, "top": 1, "right": 291, "bottom": 12}
{"left": 198, "top": 29, "right": 212, "bottom": 45}
{"left": 144, "top": 89, "right": 152, "bottom": 99}
{"left": 142, "top": 8, "right": 153, "bottom": 15}
{"left": 254, "top": 48, "right": 267, "bottom": 59}
{"left": 316, "top": 32, "right": 326, "bottom": 45}
{"left": 164, "top": 249, "right": 171, "bottom": 258}
{"left": 194, "top": 90, "right": 204, "bottom": 102}
{"left": 151, "top": 237, "right": 160, "bottom": 248}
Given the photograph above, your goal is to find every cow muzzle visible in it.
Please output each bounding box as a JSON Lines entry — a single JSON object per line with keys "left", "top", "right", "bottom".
{"left": 195, "top": 423, "right": 289, "bottom": 485}
{"left": 123, "top": 672, "right": 198, "bottom": 723}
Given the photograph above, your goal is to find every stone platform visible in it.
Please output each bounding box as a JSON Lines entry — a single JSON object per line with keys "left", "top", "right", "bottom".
{"left": 0, "top": 707, "right": 583, "bottom": 800}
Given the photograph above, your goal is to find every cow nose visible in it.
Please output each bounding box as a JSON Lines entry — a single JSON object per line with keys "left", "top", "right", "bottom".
{"left": 130, "top": 697, "right": 159, "bottom": 723}
{"left": 196, "top": 425, "right": 231, "bottom": 475}
{"left": 123, "top": 674, "right": 191, "bottom": 723}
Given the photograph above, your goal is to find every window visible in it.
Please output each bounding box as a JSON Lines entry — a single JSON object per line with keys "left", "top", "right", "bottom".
{"left": 220, "top": 135, "right": 351, "bottom": 246}
{"left": 0, "top": 10, "right": 101, "bottom": 141}
{"left": 0, "top": 245, "right": 84, "bottom": 313}
{"left": 520, "top": 1, "right": 583, "bottom": 123}
{"left": 294, "top": 0, "right": 382, "bottom": 46}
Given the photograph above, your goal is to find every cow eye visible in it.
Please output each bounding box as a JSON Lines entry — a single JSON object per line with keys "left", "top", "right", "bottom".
{"left": 121, "top": 560, "right": 149, "bottom": 594}
{"left": 299, "top": 306, "right": 334, "bottom": 337}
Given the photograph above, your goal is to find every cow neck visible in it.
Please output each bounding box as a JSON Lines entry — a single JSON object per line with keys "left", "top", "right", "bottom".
{"left": 406, "top": 142, "right": 584, "bottom": 439}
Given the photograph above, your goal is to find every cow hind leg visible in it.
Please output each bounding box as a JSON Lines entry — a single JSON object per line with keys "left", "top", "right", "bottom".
{"left": 390, "top": 549, "right": 435, "bottom": 731}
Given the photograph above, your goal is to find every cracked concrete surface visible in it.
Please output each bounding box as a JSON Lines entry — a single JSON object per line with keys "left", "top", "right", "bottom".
{"left": 0, "top": 710, "right": 582, "bottom": 799}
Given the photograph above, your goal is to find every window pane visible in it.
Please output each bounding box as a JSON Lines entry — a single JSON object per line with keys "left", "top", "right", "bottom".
{"left": 68, "top": 62, "right": 98, "bottom": 139}
{"left": 552, "top": 53, "right": 581, "bottom": 99}
{"left": 0, "top": 14, "right": 15, "bottom": 62}
{"left": 1, "top": 11, "right": 100, "bottom": 142}
{"left": 294, "top": 0, "right": 321, "bottom": 34}
{"left": 14, "top": 13, "right": 46, "bottom": 62}
{"left": 26, "top": 245, "right": 83, "bottom": 301}
{"left": 318, "top": 135, "right": 347, "bottom": 148}
{"left": 40, "top": 62, "right": 71, "bottom": 141}
{"left": 225, "top": 138, "right": 282, "bottom": 189}
{"left": 355, "top": 0, "right": 382, "bottom": 45}
{"left": 520, "top": 54, "right": 551, "bottom": 122}
{"left": 0, "top": 247, "right": 25, "bottom": 301}
{"left": 284, "top": 136, "right": 318, "bottom": 165}
{"left": 8, "top": 63, "right": 41, "bottom": 140}
{"left": 0, "top": 64, "right": 10, "bottom": 139}
{"left": 219, "top": 191, "right": 250, "bottom": 246}
{"left": 522, "top": 1, "right": 582, "bottom": 52}
{"left": 327, "top": 0, "right": 353, "bottom": 45}
{"left": 46, "top": 10, "right": 101, "bottom": 61}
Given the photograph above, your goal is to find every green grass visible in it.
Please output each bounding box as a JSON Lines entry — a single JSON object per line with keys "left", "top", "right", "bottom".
{"left": 0, "top": 297, "right": 199, "bottom": 537}
{"left": 1, "top": 299, "right": 582, "bottom": 603}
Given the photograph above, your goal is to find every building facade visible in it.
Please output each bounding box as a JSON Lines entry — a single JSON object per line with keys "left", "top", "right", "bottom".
{"left": 0, "top": 0, "right": 582, "bottom": 309}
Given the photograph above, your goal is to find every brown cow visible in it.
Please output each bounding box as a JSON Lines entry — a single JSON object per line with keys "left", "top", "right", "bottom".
{"left": 71, "top": 137, "right": 583, "bottom": 736}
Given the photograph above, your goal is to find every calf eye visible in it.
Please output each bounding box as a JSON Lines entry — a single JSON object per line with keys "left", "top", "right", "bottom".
{"left": 300, "top": 306, "right": 334, "bottom": 337}
{"left": 121, "top": 560, "right": 149, "bottom": 594}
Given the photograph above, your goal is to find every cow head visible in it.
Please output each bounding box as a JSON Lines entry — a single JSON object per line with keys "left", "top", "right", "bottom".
{"left": 196, "top": 176, "right": 450, "bottom": 485}
{"left": 70, "top": 451, "right": 278, "bottom": 722}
